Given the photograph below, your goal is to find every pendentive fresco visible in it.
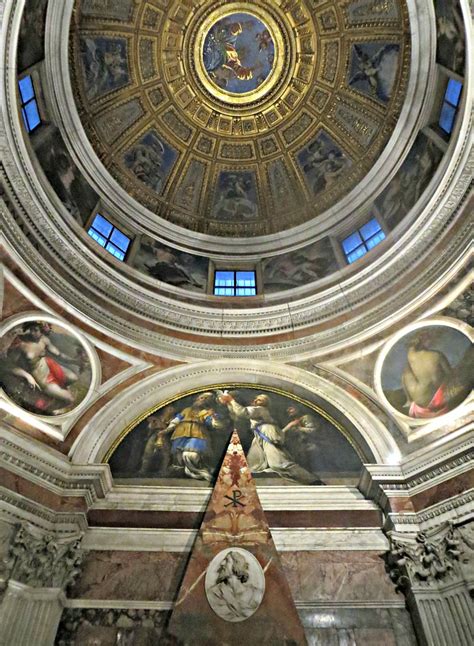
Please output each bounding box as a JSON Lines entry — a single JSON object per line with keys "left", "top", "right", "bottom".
{"left": 378, "top": 322, "right": 473, "bottom": 421}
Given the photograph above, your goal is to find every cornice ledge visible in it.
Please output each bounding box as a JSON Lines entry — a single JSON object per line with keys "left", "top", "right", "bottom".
{"left": 81, "top": 526, "right": 388, "bottom": 552}
{"left": 0, "top": 427, "right": 112, "bottom": 506}
{"left": 0, "top": 488, "right": 87, "bottom": 535}
{"left": 388, "top": 490, "right": 474, "bottom": 533}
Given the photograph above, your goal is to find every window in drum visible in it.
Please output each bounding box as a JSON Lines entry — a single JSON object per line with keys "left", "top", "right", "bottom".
{"left": 87, "top": 214, "right": 131, "bottom": 262}
{"left": 214, "top": 270, "right": 257, "bottom": 296}
{"left": 18, "top": 75, "right": 41, "bottom": 133}
{"left": 342, "top": 218, "right": 386, "bottom": 264}
{"left": 439, "top": 78, "right": 462, "bottom": 135}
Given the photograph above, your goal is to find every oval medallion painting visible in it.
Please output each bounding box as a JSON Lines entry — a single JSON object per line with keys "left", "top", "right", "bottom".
{"left": 379, "top": 322, "right": 473, "bottom": 421}
{"left": 205, "top": 548, "right": 265, "bottom": 622}
{"left": 203, "top": 13, "right": 275, "bottom": 95}
{"left": 0, "top": 318, "right": 93, "bottom": 417}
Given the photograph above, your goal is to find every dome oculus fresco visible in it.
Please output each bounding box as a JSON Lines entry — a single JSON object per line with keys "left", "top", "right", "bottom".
{"left": 70, "top": 0, "right": 410, "bottom": 237}
{"left": 201, "top": 11, "right": 277, "bottom": 98}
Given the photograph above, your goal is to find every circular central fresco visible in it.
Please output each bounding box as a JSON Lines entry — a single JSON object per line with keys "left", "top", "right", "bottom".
{"left": 201, "top": 10, "right": 278, "bottom": 101}
{"left": 70, "top": 0, "right": 410, "bottom": 237}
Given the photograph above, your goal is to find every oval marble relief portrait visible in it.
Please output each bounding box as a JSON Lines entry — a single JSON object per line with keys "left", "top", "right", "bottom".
{"left": 203, "top": 12, "right": 276, "bottom": 95}
{"left": 205, "top": 548, "right": 265, "bottom": 622}
{"left": 0, "top": 317, "right": 94, "bottom": 418}
{"left": 378, "top": 321, "right": 473, "bottom": 421}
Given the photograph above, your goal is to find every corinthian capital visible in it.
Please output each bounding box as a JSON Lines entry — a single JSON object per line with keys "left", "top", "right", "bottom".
{"left": 385, "top": 523, "right": 462, "bottom": 593}
{"left": 3, "top": 524, "right": 83, "bottom": 590}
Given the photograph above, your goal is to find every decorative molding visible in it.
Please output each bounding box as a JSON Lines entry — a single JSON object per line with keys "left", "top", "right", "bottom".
{"left": 388, "top": 491, "right": 474, "bottom": 534}
{"left": 61, "top": 599, "right": 406, "bottom": 611}
{"left": 0, "top": 489, "right": 87, "bottom": 535}
{"left": 360, "top": 431, "right": 474, "bottom": 500}
{"left": 82, "top": 527, "right": 388, "bottom": 553}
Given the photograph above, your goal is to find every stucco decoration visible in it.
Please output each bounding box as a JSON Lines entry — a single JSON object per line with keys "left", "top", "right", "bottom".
{"left": 375, "top": 318, "right": 473, "bottom": 425}
{"left": 69, "top": 0, "right": 411, "bottom": 237}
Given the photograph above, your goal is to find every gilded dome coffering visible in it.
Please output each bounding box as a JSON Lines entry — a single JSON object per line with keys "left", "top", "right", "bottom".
{"left": 69, "top": 0, "right": 410, "bottom": 237}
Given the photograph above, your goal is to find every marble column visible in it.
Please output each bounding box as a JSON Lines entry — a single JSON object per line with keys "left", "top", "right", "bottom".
{"left": 385, "top": 521, "right": 474, "bottom": 646}
{"left": 0, "top": 524, "right": 83, "bottom": 646}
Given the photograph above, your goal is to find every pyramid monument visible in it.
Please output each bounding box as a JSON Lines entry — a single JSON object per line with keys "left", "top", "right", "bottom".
{"left": 167, "top": 431, "right": 307, "bottom": 645}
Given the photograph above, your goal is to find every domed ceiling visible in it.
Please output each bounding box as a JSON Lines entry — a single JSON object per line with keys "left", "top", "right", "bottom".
{"left": 70, "top": 0, "right": 410, "bottom": 238}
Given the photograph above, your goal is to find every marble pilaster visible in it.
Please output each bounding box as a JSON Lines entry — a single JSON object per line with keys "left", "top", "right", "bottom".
{"left": 0, "top": 581, "right": 64, "bottom": 646}
{"left": 385, "top": 521, "right": 474, "bottom": 646}
{"left": 0, "top": 524, "right": 83, "bottom": 646}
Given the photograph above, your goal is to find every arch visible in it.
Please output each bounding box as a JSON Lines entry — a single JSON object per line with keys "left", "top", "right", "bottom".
{"left": 70, "top": 360, "right": 402, "bottom": 466}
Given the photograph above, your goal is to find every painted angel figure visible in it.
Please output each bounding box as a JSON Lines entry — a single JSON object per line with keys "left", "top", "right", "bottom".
{"left": 349, "top": 44, "right": 399, "bottom": 102}
{"left": 203, "top": 21, "right": 253, "bottom": 88}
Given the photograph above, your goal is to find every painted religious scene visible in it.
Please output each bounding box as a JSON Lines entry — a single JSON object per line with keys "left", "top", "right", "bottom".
{"left": 434, "top": 0, "right": 465, "bottom": 75}
{"left": 132, "top": 235, "right": 209, "bottom": 293}
{"left": 34, "top": 127, "right": 99, "bottom": 225}
{"left": 380, "top": 323, "right": 473, "bottom": 420}
{"left": 108, "top": 386, "right": 363, "bottom": 486}
{"left": 124, "top": 129, "right": 178, "bottom": 195}
{"left": 79, "top": 36, "right": 130, "bottom": 101}
{"left": 211, "top": 171, "right": 259, "bottom": 221}
{"left": 297, "top": 130, "right": 350, "bottom": 197}
{"left": 262, "top": 239, "right": 338, "bottom": 293}
{"left": 203, "top": 13, "right": 275, "bottom": 94}
{"left": 348, "top": 42, "right": 400, "bottom": 104}
{"left": 0, "top": 319, "right": 93, "bottom": 417}
{"left": 17, "top": 0, "right": 48, "bottom": 72}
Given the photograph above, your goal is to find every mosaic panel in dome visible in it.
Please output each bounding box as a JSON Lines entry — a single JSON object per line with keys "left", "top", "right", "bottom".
{"left": 69, "top": 0, "right": 410, "bottom": 238}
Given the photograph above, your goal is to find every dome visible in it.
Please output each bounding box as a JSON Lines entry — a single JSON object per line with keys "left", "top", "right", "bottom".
{"left": 68, "top": 0, "right": 411, "bottom": 240}
{"left": 0, "top": 0, "right": 471, "bottom": 361}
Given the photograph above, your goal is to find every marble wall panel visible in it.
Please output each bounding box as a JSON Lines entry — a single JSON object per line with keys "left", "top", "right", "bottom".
{"left": 280, "top": 551, "right": 399, "bottom": 602}
{"left": 70, "top": 551, "right": 188, "bottom": 601}
{"left": 299, "top": 608, "right": 417, "bottom": 646}
{"left": 71, "top": 549, "right": 399, "bottom": 604}
{"left": 57, "top": 606, "right": 416, "bottom": 645}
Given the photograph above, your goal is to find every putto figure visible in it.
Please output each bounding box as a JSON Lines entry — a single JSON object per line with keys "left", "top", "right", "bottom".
{"left": 202, "top": 13, "right": 275, "bottom": 94}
